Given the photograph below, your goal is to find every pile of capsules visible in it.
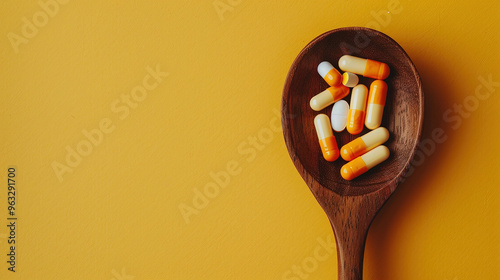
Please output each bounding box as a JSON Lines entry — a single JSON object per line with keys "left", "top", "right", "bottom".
{"left": 310, "top": 55, "right": 391, "bottom": 181}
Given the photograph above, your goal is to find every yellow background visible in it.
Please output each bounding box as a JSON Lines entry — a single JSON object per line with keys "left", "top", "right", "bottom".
{"left": 1, "top": 0, "right": 499, "bottom": 279}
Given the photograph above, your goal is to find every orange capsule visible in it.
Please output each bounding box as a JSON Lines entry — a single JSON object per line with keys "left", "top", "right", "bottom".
{"left": 314, "top": 114, "right": 339, "bottom": 161}
{"left": 310, "top": 85, "right": 350, "bottom": 111}
{"left": 317, "top": 61, "right": 342, "bottom": 86}
{"left": 365, "top": 80, "right": 388, "bottom": 130}
{"left": 338, "top": 55, "right": 390, "bottom": 80}
{"left": 346, "top": 84, "right": 368, "bottom": 135}
{"left": 341, "top": 145, "right": 390, "bottom": 180}
{"left": 340, "top": 127, "right": 389, "bottom": 161}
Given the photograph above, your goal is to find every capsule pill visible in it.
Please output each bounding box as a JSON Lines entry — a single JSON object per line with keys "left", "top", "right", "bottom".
{"left": 310, "top": 85, "right": 350, "bottom": 111}
{"left": 317, "top": 61, "right": 342, "bottom": 87}
{"left": 314, "top": 114, "right": 339, "bottom": 162}
{"left": 338, "top": 55, "right": 390, "bottom": 80}
{"left": 340, "top": 127, "right": 389, "bottom": 161}
{"left": 346, "top": 84, "right": 368, "bottom": 135}
{"left": 365, "top": 80, "right": 387, "bottom": 130}
{"left": 341, "top": 145, "right": 390, "bottom": 180}
{"left": 342, "top": 72, "right": 359, "bottom": 87}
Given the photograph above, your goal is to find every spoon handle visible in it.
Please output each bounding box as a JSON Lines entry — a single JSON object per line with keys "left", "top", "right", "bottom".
{"left": 316, "top": 190, "right": 389, "bottom": 280}
{"left": 330, "top": 216, "right": 370, "bottom": 280}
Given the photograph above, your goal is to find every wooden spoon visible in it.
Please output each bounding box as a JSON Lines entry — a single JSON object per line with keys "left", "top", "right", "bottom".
{"left": 281, "top": 27, "right": 424, "bottom": 280}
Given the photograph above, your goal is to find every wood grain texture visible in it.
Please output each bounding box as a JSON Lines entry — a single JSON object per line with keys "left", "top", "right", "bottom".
{"left": 281, "top": 27, "right": 424, "bottom": 280}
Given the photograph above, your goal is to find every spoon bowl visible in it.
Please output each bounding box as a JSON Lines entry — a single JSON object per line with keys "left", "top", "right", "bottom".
{"left": 281, "top": 27, "right": 423, "bottom": 279}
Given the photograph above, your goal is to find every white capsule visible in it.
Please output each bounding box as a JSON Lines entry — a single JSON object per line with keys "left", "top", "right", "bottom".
{"left": 342, "top": 72, "right": 359, "bottom": 87}
{"left": 330, "top": 100, "right": 349, "bottom": 132}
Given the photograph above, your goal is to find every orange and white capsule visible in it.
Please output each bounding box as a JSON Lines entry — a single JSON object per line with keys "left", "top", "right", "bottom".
{"left": 310, "top": 85, "right": 350, "bottom": 111}
{"left": 340, "top": 127, "right": 389, "bottom": 161}
{"left": 342, "top": 72, "right": 359, "bottom": 87}
{"left": 365, "top": 80, "right": 387, "bottom": 130}
{"left": 341, "top": 145, "right": 390, "bottom": 180}
{"left": 346, "top": 84, "right": 368, "bottom": 135}
{"left": 338, "top": 55, "right": 390, "bottom": 80}
{"left": 314, "top": 114, "right": 339, "bottom": 162}
{"left": 317, "top": 61, "right": 342, "bottom": 86}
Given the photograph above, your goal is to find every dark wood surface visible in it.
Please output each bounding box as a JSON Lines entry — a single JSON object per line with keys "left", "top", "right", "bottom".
{"left": 281, "top": 27, "right": 424, "bottom": 280}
